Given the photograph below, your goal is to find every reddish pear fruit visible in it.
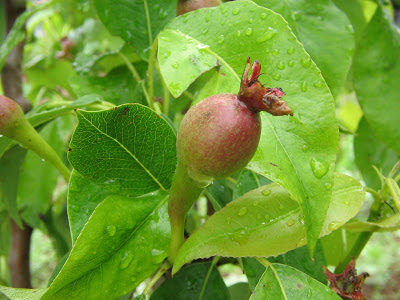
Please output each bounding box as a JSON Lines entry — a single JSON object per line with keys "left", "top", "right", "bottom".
{"left": 177, "top": 0, "right": 222, "bottom": 15}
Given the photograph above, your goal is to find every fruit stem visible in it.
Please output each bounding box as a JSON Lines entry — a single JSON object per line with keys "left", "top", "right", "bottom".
{"left": 168, "top": 162, "right": 203, "bottom": 263}
{"left": 8, "top": 116, "right": 70, "bottom": 182}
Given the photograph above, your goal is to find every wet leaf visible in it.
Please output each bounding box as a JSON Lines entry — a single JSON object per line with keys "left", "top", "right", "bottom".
{"left": 0, "top": 286, "right": 47, "bottom": 300}
{"left": 173, "top": 174, "right": 364, "bottom": 273}
{"left": 344, "top": 214, "right": 400, "bottom": 232}
{"left": 42, "top": 191, "right": 170, "bottom": 299}
{"left": 250, "top": 263, "right": 340, "bottom": 299}
{"left": 161, "top": 0, "right": 339, "bottom": 257}
{"left": 68, "top": 104, "right": 177, "bottom": 196}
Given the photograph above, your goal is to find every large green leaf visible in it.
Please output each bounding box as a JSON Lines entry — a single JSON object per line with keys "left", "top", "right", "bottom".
{"left": 160, "top": 1, "right": 339, "bottom": 255}
{"left": 250, "top": 264, "right": 340, "bottom": 299}
{"left": 172, "top": 174, "right": 364, "bottom": 273}
{"left": 94, "top": 0, "right": 177, "bottom": 59}
{"left": 254, "top": 0, "right": 354, "bottom": 98}
{"left": 151, "top": 262, "right": 230, "bottom": 300}
{"left": 0, "top": 286, "right": 47, "bottom": 300}
{"left": 0, "top": 95, "right": 103, "bottom": 158}
{"left": 42, "top": 191, "right": 170, "bottom": 300}
{"left": 353, "top": 6, "right": 400, "bottom": 154}
{"left": 354, "top": 118, "right": 398, "bottom": 190}
{"left": 344, "top": 214, "right": 400, "bottom": 232}
{"left": 67, "top": 170, "right": 114, "bottom": 244}
{"left": 68, "top": 104, "right": 177, "bottom": 196}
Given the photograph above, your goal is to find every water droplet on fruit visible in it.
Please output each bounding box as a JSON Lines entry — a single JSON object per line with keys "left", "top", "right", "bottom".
{"left": 120, "top": 252, "right": 133, "bottom": 269}
{"left": 310, "top": 158, "right": 329, "bottom": 179}
{"left": 106, "top": 225, "right": 116, "bottom": 237}
{"left": 288, "top": 60, "right": 294, "bottom": 67}
{"left": 218, "top": 35, "right": 225, "bottom": 44}
{"left": 277, "top": 61, "right": 285, "bottom": 70}
{"left": 286, "top": 219, "right": 295, "bottom": 227}
{"left": 272, "top": 72, "right": 281, "bottom": 81}
{"left": 328, "top": 221, "right": 341, "bottom": 231}
{"left": 171, "top": 62, "right": 179, "bottom": 69}
{"left": 246, "top": 28, "right": 253, "bottom": 36}
{"left": 232, "top": 7, "right": 240, "bottom": 15}
{"left": 287, "top": 47, "right": 295, "bottom": 54}
{"left": 272, "top": 48, "right": 280, "bottom": 56}
{"left": 236, "top": 30, "right": 241, "bottom": 37}
{"left": 301, "top": 57, "right": 311, "bottom": 68}
{"left": 299, "top": 81, "right": 308, "bottom": 93}
{"left": 324, "top": 183, "right": 332, "bottom": 190}
{"left": 256, "top": 27, "right": 277, "bottom": 43}
{"left": 262, "top": 189, "right": 271, "bottom": 196}
{"left": 238, "top": 207, "right": 248, "bottom": 216}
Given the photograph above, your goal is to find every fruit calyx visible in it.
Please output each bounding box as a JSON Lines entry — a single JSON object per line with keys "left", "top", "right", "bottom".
{"left": 238, "top": 57, "right": 293, "bottom": 116}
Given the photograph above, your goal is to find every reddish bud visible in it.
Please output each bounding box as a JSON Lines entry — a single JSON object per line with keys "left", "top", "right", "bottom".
{"left": 0, "top": 95, "right": 26, "bottom": 138}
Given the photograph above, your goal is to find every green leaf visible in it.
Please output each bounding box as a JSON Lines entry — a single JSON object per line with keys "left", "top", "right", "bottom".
{"left": 42, "top": 191, "right": 170, "bottom": 300}
{"left": 250, "top": 264, "right": 340, "bottom": 299}
{"left": 243, "top": 258, "right": 266, "bottom": 290}
{"left": 354, "top": 6, "right": 400, "bottom": 154}
{"left": 150, "top": 262, "right": 230, "bottom": 300}
{"left": 17, "top": 119, "right": 66, "bottom": 228}
{"left": 354, "top": 118, "right": 398, "bottom": 190}
{"left": 68, "top": 170, "right": 114, "bottom": 244}
{"left": 70, "top": 66, "right": 138, "bottom": 105}
{"left": 173, "top": 174, "right": 364, "bottom": 273}
{"left": 0, "top": 147, "right": 27, "bottom": 227}
{"left": 158, "top": 29, "right": 218, "bottom": 97}
{"left": 94, "top": 0, "right": 177, "bottom": 59}
{"left": 233, "top": 170, "right": 271, "bottom": 200}
{"left": 228, "top": 282, "right": 252, "bottom": 300}
{"left": 0, "top": 95, "right": 103, "bottom": 159}
{"left": 206, "top": 179, "right": 234, "bottom": 211}
{"left": 254, "top": 0, "right": 354, "bottom": 98}
{"left": 0, "top": 286, "right": 47, "bottom": 300}
{"left": 0, "top": 1, "right": 51, "bottom": 70}
{"left": 68, "top": 104, "right": 177, "bottom": 196}
{"left": 344, "top": 214, "right": 400, "bottom": 232}
{"left": 162, "top": 1, "right": 339, "bottom": 255}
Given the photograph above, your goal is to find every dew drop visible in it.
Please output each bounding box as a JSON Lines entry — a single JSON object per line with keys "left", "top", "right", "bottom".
{"left": 302, "top": 145, "right": 309, "bottom": 152}
{"left": 301, "top": 81, "right": 308, "bottom": 92}
{"left": 286, "top": 219, "right": 295, "bottom": 227}
{"left": 261, "top": 13, "right": 267, "bottom": 19}
{"left": 171, "top": 62, "right": 179, "bottom": 69}
{"left": 288, "top": 60, "right": 294, "bottom": 67}
{"left": 163, "top": 50, "right": 171, "bottom": 59}
{"left": 231, "top": 230, "right": 249, "bottom": 245}
{"left": 310, "top": 157, "right": 329, "bottom": 179}
{"left": 218, "top": 35, "right": 225, "bottom": 44}
{"left": 313, "top": 81, "right": 323, "bottom": 88}
{"left": 328, "top": 221, "right": 341, "bottom": 231}
{"left": 279, "top": 204, "right": 284, "bottom": 210}
{"left": 277, "top": 61, "right": 285, "bottom": 70}
{"left": 202, "top": 28, "right": 209, "bottom": 35}
{"left": 248, "top": 18, "right": 253, "bottom": 24}
{"left": 272, "top": 48, "right": 280, "bottom": 56}
{"left": 227, "top": 216, "right": 232, "bottom": 224}
{"left": 232, "top": 7, "right": 240, "bottom": 15}
{"left": 256, "top": 27, "right": 277, "bottom": 43}
{"left": 106, "top": 225, "right": 116, "bottom": 237}
{"left": 72, "top": 205, "right": 79, "bottom": 212}
{"left": 238, "top": 207, "right": 248, "bottom": 216}
{"left": 220, "top": 19, "right": 225, "bottom": 25}
{"left": 287, "top": 47, "right": 295, "bottom": 54}
{"left": 262, "top": 189, "right": 271, "bottom": 196}
{"left": 253, "top": 200, "right": 259, "bottom": 206}
{"left": 324, "top": 183, "right": 332, "bottom": 190}
{"left": 205, "top": 12, "right": 210, "bottom": 22}
{"left": 120, "top": 252, "right": 133, "bottom": 269}
{"left": 272, "top": 73, "right": 281, "bottom": 81}
{"left": 301, "top": 57, "right": 311, "bottom": 68}
{"left": 246, "top": 28, "right": 253, "bottom": 36}
{"left": 236, "top": 30, "right": 241, "bottom": 37}
{"left": 307, "top": 288, "right": 313, "bottom": 298}
{"left": 151, "top": 249, "right": 166, "bottom": 264}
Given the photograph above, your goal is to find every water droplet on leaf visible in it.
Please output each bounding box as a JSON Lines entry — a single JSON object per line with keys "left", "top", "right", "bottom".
{"left": 246, "top": 28, "right": 253, "bottom": 36}
{"left": 287, "top": 47, "right": 295, "bottom": 54}
{"left": 106, "top": 225, "right": 116, "bottom": 237}
{"left": 218, "top": 35, "right": 225, "bottom": 44}
{"left": 238, "top": 207, "right": 248, "bottom": 216}
{"left": 301, "top": 57, "right": 311, "bottom": 68}
{"left": 272, "top": 48, "right": 280, "bottom": 56}
{"left": 120, "top": 252, "right": 133, "bottom": 269}
{"left": 171, "top": 62, "right": 179, "bottom": 69}
{"left": 301, "top": 81, "right": 308, "bottom": 92}
{"left": 232, "top": 8, "right": 240, "bottom": 15}
{"left": 328, "top": 221, "right": 341, "bottom": 231}
{"left": 256, "top": 27, "right": 277, "bottom": 43}
{"left": 286, "top": 219, "right": 295, "bottom": 227}
{"left": 277, "top": 61, "right": 285, "bottom": 70}
{"left": 262, "top": 189, "right": 271, "bottom": 196}
{"left": 261, "top": 13, "right": 267, "bottom": 19}
{"left": 310, "top": 158, "right": 329, "bottom": 179}
{"left": 288, "top": 60, "right": 294, "bottom": 67}
{"left": 324, "top": 183, "right": 332, "bottom": 190}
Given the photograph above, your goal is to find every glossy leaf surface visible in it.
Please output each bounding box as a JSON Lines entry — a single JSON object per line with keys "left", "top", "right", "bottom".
{"left": 254, "top": 0, "right": 354, "bottom": 98}
{"left": 161, "top": 0, "right": 339, "bottom": 256}
{"left": 354, "top": 6, "right": 400, "bottom": 154}
{"left": 151, "top": 262, "right": 230, "bottom": 300}
{"left": 173, "top": 174, "right": 364, "bottom": 273}
{"left": 68, "top": 170, "right": 114, "bottom": 244}
{"left": 250, "top": 264, "right": 340, "bottom": 299}
{"left": 94, "top": 0, "right": 177, "bottom": 59}
{"left": 43, "top": 192, "right": 170, "bottom": 299}
{"left": 68, "top": 104, "right": 177, "bottom": 196}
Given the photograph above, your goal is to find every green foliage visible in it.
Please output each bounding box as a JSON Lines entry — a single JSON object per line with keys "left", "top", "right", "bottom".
{"left": 0, "top": 0, "right": 399, "bottom": 299}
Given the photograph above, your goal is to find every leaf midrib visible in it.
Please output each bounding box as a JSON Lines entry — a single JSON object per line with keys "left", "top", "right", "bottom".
{"left": 77, "top": 111, "right": 166, "bottom": 191}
